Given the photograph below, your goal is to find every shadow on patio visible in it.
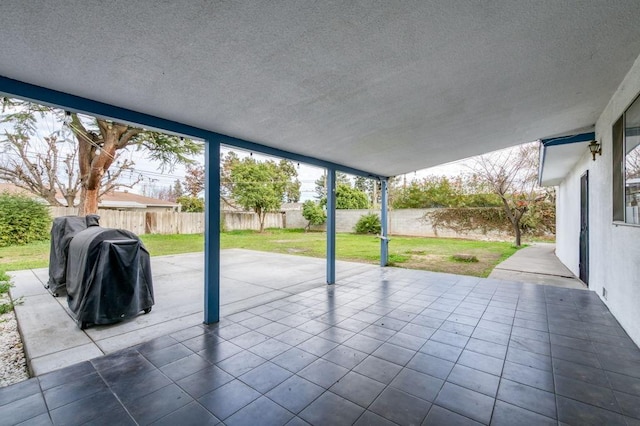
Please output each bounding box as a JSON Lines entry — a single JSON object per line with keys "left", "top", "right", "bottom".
{"left": 1, "top": 249, "right": 639, "bottom": 425}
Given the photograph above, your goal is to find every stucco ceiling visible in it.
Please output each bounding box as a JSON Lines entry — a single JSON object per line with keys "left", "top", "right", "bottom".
{"left": 2, "top": 1, "right": 640, "bottom": 177}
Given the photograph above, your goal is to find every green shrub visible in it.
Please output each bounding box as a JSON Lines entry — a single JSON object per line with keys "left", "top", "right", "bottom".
{"left": 302, "top": 200, "right": 326, "bottom": 230}
{"left": 177, "top": 195, "right": 204, "bottom": 212}
{"left": 354, "top": 213, "right": 382, "bottom": 234}
{"left": 0, "top": 192, "right": 51, "bottom": 247}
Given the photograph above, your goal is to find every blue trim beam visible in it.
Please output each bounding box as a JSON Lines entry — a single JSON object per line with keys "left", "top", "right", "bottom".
{"left": 326, "top": 169, "right": 336, "bottom": 285}
{"left": 0, "top": 76, "right": 385, "bottom": 179}
{"left": 541, "top": 132, "right": 595, "bottom": 147}
{"left": 380, "top": 179, "right": 389, "bottom": 267}
{"left": 204, "top": 140, "right": 221, "bottom": 324}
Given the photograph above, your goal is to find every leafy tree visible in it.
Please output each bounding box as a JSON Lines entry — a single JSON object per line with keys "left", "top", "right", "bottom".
{"left": 172, "top": 180, "right": 184, "bottom": 201}
{"left": 335, "top": 184, "right": 370, "bottom": 209}
{"left": 177, "top": 195, "right": 204, "bottom": 212}
{"left": 184, "top": 164, "right": 205, "bottom": 197}
{"left": 314, "top": 170, "right": 350, "bottom": 199}
{"left": 1, "top": 98, "right": 202, "bottom": 215}
{"left": 0, "top": 192, "right": 51, "bottom": 247}
{"left": 224, "top": 153, "right": 300, "bottom": 232}
{"left": 301, "top": 200, "right": 326, "bottom": 231}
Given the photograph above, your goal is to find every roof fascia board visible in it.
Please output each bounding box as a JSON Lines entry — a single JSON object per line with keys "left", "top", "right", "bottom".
{"left": 0, "top": 75, "right": 384, "bottom": 179}
{"left": 541, "top": 132, "right": 595, "bottom": 147}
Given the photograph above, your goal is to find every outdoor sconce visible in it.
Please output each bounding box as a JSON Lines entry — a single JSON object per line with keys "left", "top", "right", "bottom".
{"left": 589, "top": 140, "right": 602, "bottom": 161}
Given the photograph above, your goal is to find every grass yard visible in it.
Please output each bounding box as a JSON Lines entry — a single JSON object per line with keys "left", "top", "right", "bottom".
{"left": 0, "top": 228, "right": 520, "bottom": 277}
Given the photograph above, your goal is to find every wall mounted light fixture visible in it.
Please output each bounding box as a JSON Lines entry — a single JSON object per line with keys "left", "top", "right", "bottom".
{"left": 589, "top": 140, "right": 602, "bottom": 161}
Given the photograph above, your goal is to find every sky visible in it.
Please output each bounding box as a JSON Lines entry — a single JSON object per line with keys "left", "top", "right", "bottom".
{"left": 1, "top": 102, "right": 515, "bottom": 202}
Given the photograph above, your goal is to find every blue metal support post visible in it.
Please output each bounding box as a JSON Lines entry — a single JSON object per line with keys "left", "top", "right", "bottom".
{"left": 204, "top": 140, "right": 221, "bottom": 323}
{"left": 326, "top": 168, "right": 336, "bottom": 284}
{"left": 380, "top": 178, "right": 389, "bottom": 267}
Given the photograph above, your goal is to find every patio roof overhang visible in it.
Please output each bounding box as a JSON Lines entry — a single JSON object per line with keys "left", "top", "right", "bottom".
{"left": 538, "top": 132, "right": 596, "bottom": 186}
{"left": 1, "top": 2, "right": 640, "bottom": 176}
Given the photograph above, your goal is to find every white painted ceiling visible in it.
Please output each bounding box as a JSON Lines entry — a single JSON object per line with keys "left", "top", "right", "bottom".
{"left": 2, "top": 1, "right": 640, "bottom": 177}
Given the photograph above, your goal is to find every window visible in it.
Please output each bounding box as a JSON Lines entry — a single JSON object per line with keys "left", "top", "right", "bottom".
{"left": 614, "top": 94, "right": 640, "bottom": 224}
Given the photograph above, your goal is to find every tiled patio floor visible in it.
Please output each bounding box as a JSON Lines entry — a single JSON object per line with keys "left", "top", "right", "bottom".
{"left": 2, "top": 267, "right": 640, "bottom": 426}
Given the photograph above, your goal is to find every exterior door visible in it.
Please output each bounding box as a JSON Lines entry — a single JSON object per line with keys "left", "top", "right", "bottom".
{"left": 579, "top": 171, "right": 589, "bottom": 286}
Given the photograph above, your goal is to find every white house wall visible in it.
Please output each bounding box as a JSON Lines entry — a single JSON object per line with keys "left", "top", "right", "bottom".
{"left": 556, "top": 53, "right": 640, "bottom": 345}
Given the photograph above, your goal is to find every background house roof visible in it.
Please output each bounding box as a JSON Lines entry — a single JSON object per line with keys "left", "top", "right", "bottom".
{"left": 1, "top": 2, "right": 640, "bottom": 176}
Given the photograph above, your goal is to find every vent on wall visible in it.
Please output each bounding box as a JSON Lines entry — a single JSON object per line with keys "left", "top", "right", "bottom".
{"left": 603, "top": 287, "right": 608, "bottom": 300}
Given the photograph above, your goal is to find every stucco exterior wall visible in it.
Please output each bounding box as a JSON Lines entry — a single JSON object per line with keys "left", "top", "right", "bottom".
{"left": 556, "top": 53, "right": 640, "bottom": 345}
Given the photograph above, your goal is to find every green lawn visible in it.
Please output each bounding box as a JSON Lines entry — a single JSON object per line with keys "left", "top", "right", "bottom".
{"left": 0, "top": 228, "right": 520, "bottom": 277}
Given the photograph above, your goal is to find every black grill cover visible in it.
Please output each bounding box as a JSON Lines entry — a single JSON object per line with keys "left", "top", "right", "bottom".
{"left": 47, "top": 215, "right": 100, "bottom": 296}
{"left": 66, "top": 226, "right": 154, "bottom": 327}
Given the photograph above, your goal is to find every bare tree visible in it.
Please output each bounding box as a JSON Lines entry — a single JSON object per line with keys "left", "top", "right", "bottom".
{"left": 471, "top": 142, "right": 544, "bottom": 246}
{"left": 627, "top": 147, "right": 640, "bottom": 180}
{"left": 2, "top": 98, "right": 202, "bottom": 215}
{"left": 184, "top": 164, "right": 205, "bottom": 197}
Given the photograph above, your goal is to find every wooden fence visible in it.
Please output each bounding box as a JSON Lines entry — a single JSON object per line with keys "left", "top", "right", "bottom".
{"left": 49, "top": 207, "right": 283, "bottom": 235}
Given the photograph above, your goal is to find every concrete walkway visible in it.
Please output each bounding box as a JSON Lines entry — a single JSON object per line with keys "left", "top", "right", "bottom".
{"left": 489, "top": 243, "right": 586, "bottom": 290}
{"left": 9, "top": 249, "right": 376, "bottom": 376}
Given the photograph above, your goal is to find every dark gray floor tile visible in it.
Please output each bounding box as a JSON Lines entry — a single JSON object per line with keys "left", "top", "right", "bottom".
{"left": 607, "top": 370, "right": 640, "bottom": 397}
{"left": 401, "top": 323, "right": 437, "bottom": 339}
{"left": 434, "top": 382, "right": 495, "bottom": 424}
{"left": 466, "top": 337, "right": 508, "bottom": 359}
{"left": 229, "top": 330, "right": 270, "bottom": 349}
{"left": 501, "top": 360, "right": 554, "bottom": 392}
{"left": 181, "top": 332, "right": 224, "bottom": 353}
{"left": 506, "top": 347, "right": 552, "bottom": 372}
{"left": 297, "top": 335, "right": 339, "bottom": 357}
{"left": 497, "top": 378, "right": 556, "bottom": 419}
{"left": 369, "top": 386, "right": 431, "bottom": 426}
{"left": 490, "top": 400, "right": 556, "bottom": 426}
{"left": 407, "top": 352, "right": 455, "bottom": 379}
{"left": 239, "top": 315, "right": 273, "bottom": 330}
{"left": 510, "top": 325, "right": 549, "bottom": 343}
{"left": 160, "top": 353, "right": 211, "bottom": 381}
{"left": 225, "top": 396, "right": 294, "bottom": 426}
{"left": 151, "top": 401, "right": 219, "bottom": 426}
{"left": 430, "top": 329, "right": 469, "bottom": 348}
{"left": 361, "top": 324, "right": 397, "bottom": 341}
{"left": 169, "top": 325, "right": 207, "bottom": 343}
{"left": 354, "top": 410, "right": 397, "bottom": 426}
{"left": 343, "top": 334, "right": 385, "bottom": 354}
{"left": 550, "top": 333, "right": 595, "bottom": 353}
{"left": 439, "top": 320, "right": 475, "bottom": 336}
{"left": 176, "top": 364, "right": 234, "bottom": 398}
{"left": 216, "top": 350, "right": 266, "bottom": 377}
{"left": 272, "top": 347, "right": 319, "bottom": 373}
{"left": 557, "top": 395, "right": 627, "bottom": 426}
{"left": 553, "top": 357, "right": 609, "bottom": 387}
{"left": 615, "top": 390, "right": 640, "bottom": 420}
{"left": 197, "top": 340, "right": 243, "bottom": 363}
{"left": 477, "top": 319, "right": 512, "bottom": 335}
{"left": 337, "top": 317, "right": 371, "bottom": 333}
{"left": 555, "top": 375, "right": 619, "bottom": 412}
{"left": 125, "top": 384, "right": 192, "bottom": 425}
{"left": 389, "top": 368, "right": 444, "bottom": 402}
{"left": 238, "top": 361, "right": 292, "bottom": 393}
{"left": 298, "top": 358, "right": 349, "bottom": 388}
{"left": 135, "top": 335, "right": 180, "bottom": 356}
{"left": 419, "top": 339, "right": 463, "bottom": 362}
{"left": 43, "top": 372, "right": 107, "bottom": 410}
{"left": 387, "top": 332, "right": 427, "bottom": 351}
{"left": 49, "top": 389, "right": 123, "bottom": 426}
{"left": 458, "top": 350, "right": 504, "bottom": 376}
{"left": 448, "top": 364, "right": 500, "bottom": 397}
{"left": 37, "top": 362, "right": 95, "bottom": 391}
{"left": 509, "top": 335, "right": 550, "bottom": 356}
{"left": 278, "top": 314, "right": 313, "bottom": 328}
{"left": 447, "top": 313, "right": 480, "bottom": 327}
{"left": 197, "top": 379, "right": 260, "bottom": 420}
{"left": 0, "top": 378, "right": 41, "bottom": 406}
{"left": 550, "top": 343, "right": 601, "bottom": 368}
{"left": 15, "top": 412, "right": 54, "bottom": 426}
{"left": 323, "top": 345, "right": 368, "bottom": 369}
{"left": 0, "top": 393, "right": 48, "bottom": 425}
{"left": 374, "top": 316, "right": 409, "bottom": 332}
{"left": 372, "top": 342, "right": 415, "bottom": 366}
{"left": 471, "top": 327, "right": 510, "bottom": 346}
{"left": 423, "top": 405, "right": 482, "bottom": 426}
{"left": 411, "top": 315, "right": 445, "bottom": 329}
{"left": 141, "top": 343, "right": 193, "bottom": 368}
{"left": 256, "top": 321, "right": 291, "bottom": 337}
{"left": 214, "top": 323, "right": 251, "bottom": 339}
{"left": 107, "top": 367, "right": 173, "bottom": 405}
{"left": 317, "top": 326, "right": 356, "bottom": 343}
{"left": 330, "top": 371, "right": 386, "bottom": 408}
{"left": 299, "top": 391, "right": 365, "bottom": 426}
{"left": 266, "top": 375, "right": 324, "bottom": 414}
{"left": 353, "top": 356, "right": 403, "bottom": 385}
{"left": 248, "top": 338, "right": 293, "bottom": 360}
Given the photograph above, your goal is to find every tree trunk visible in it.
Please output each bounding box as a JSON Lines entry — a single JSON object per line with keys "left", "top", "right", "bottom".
{"left": 513, "top": 222, "right": 521, "bottom": 247}
{"left": 258, "top": 210, "right": 265, "bottom": 233}
{"left": 83, "top": 188, "right": 99, "bottom": 215}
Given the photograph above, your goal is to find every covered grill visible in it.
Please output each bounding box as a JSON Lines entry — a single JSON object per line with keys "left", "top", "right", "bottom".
{"left": 65, "top": 226, "right": 154, "bottom": 329}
